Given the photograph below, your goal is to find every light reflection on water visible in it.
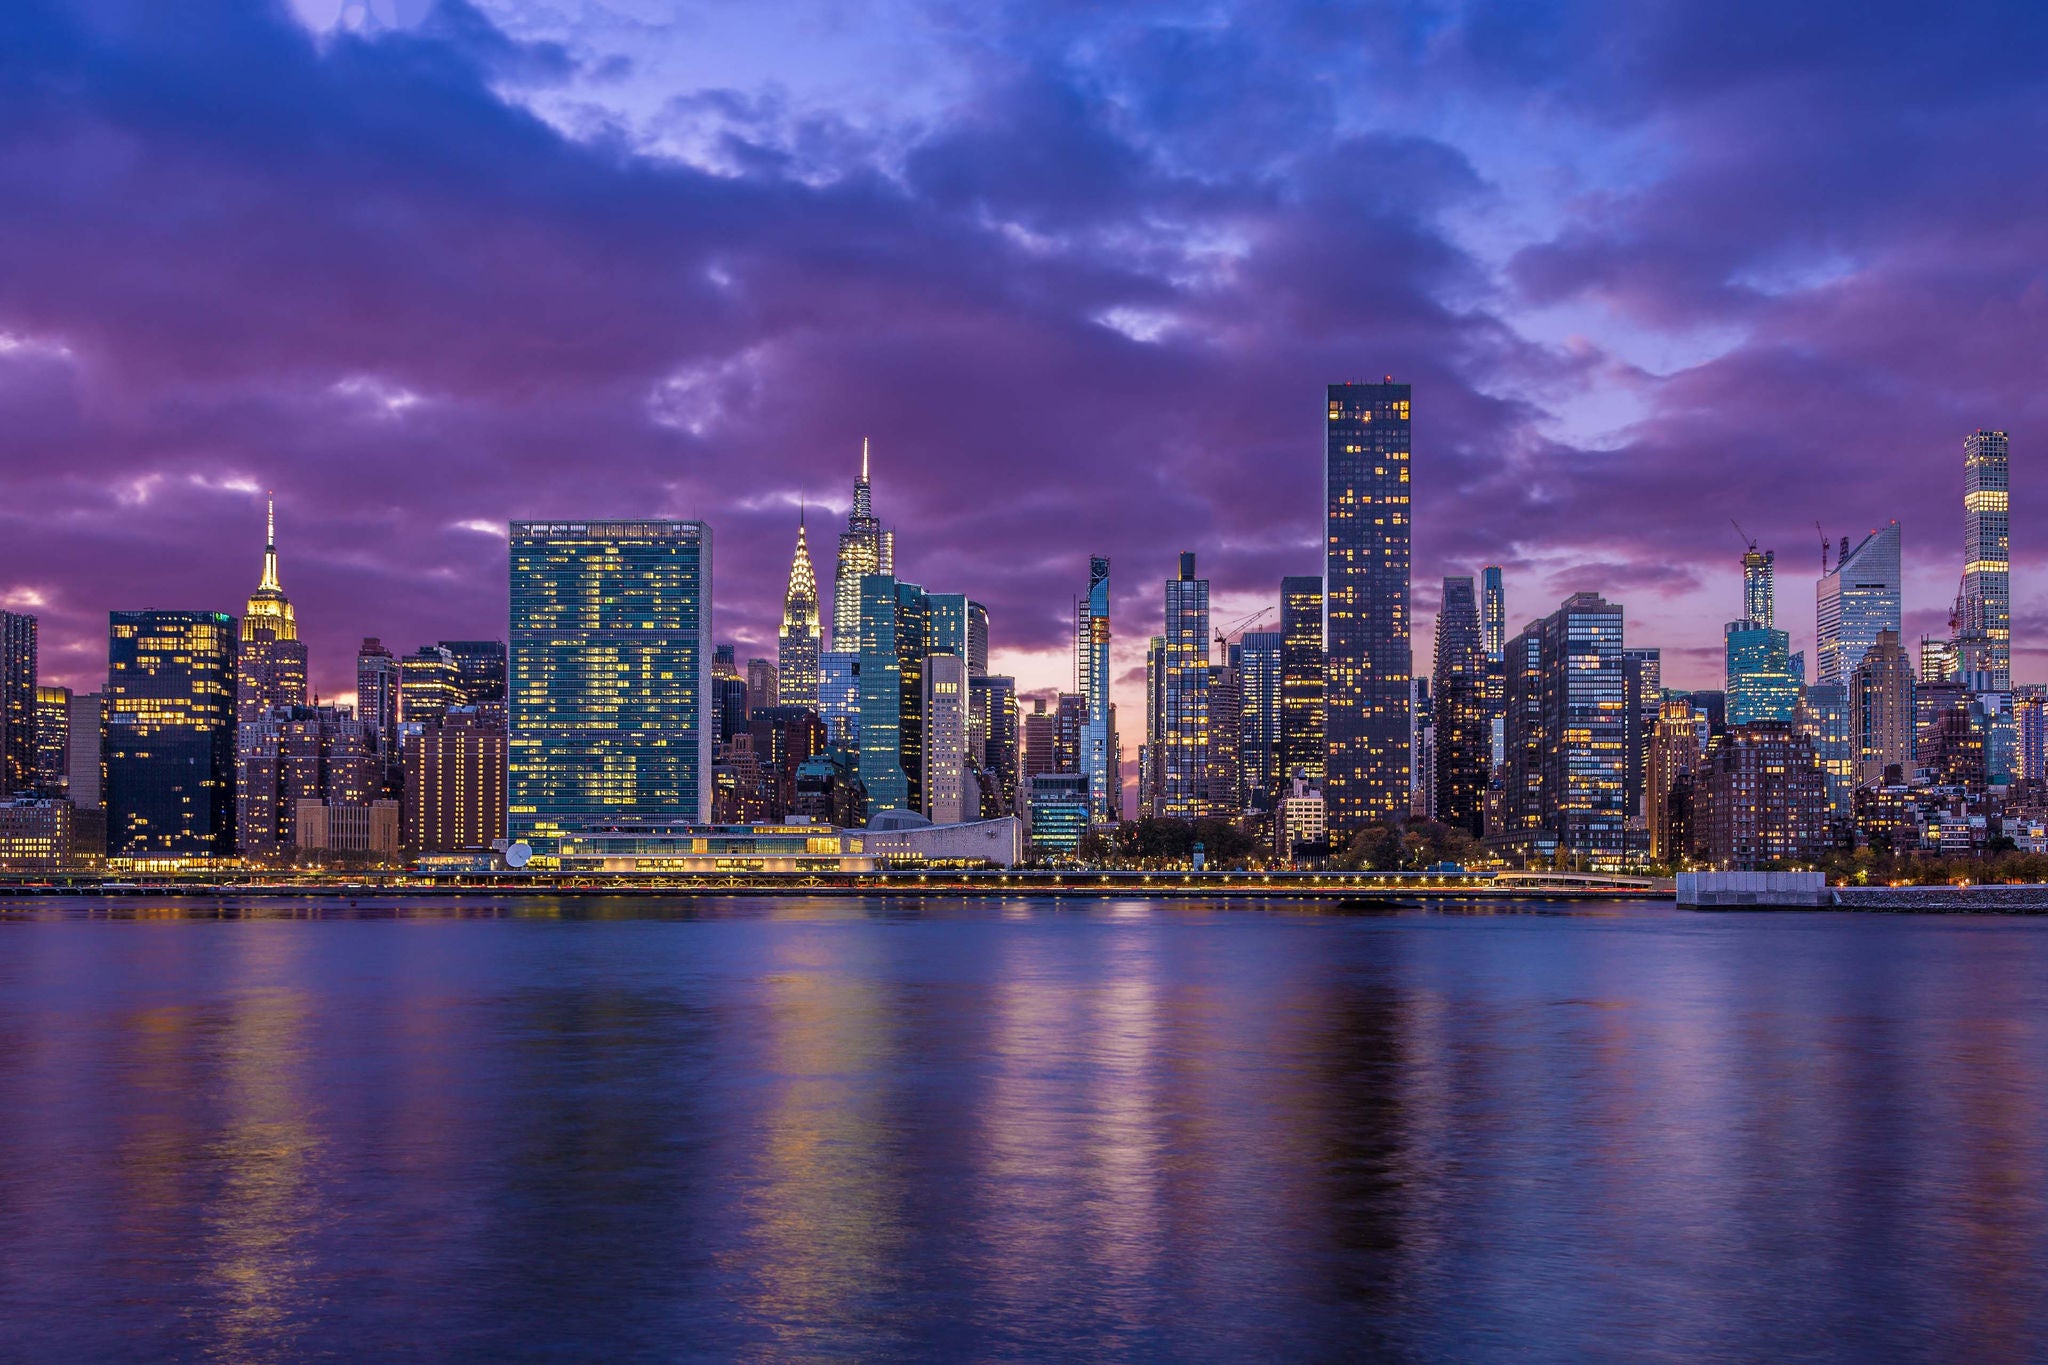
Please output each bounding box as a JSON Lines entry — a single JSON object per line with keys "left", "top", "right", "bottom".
{"left": 1, "top": 897, "right": 2045, "bottom": 1361}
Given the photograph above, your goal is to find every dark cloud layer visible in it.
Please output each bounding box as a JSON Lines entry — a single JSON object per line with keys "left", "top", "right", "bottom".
{"left": 3, "top": 0, "right": 2047, "bottom": 706}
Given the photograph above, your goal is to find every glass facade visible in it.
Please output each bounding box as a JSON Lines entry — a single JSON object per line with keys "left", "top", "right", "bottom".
{"left": 1815, "top": 521, "right": 1901, "bottom": 685}
{"left": 1431, "top": 576, "right": 1488, "bottom": 834}
{"left": 1959, "top": 429, "right": 2011, "bottom": 689}
{"left": 105, "top": 611, "right": 238, "bottom": 858}
{"left": 1501, "top": 594, "right": 1627, "bottom": 865}
{"left": 1236, "top": 629, "right": 1282, "bottom": 807}
{"left": 857, "top": 575, "right": 929, "bottom": 814}
{"left": 1077, "top": 556, "right": 1114, "bottom": 822}
{"left": 508, "top": 521, "right": 713, "bottom": 860}
{"left": 1161, "top": 553, "right": 1209, "bottom": 819}
{"left": 817, "top": 650, "right": 862, "bottom": 753}
{"left": 1, "top": 610, "right": 39, "bottom": 794}
{"left": 1324, "top": 382, "right": 1411, "bottom": 830}
{"left": 1279, "top": 576, "right": 1325, "bottom": 785}
{"left": 1725, "top": 624, "right": 1799, "bottom": 726}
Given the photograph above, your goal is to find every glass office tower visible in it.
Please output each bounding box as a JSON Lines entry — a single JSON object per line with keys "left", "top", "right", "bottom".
{"left": 1076, "top": 556, "right": 1114, "bottom": 822}
{"left": 1325, "top": 382, "right": 1412, "bottom": 830}
{"left": 1236, "top": 628, "right": 1283, "bottom": 807}
{"left": 1161, "top": 552, "right": 1210, "bottom": 819}
{"left": 105, "top": 611, "right": 238, "bottom": 859}
{"left": 508, "top": 521, "right": 713, "bottom": 861}
{"left": 1816, "top": 520, "right": 1901, "bottom": 685}
{"left": 1959, "top": 429, "right": 2011, "bottom": 689}
{"left": 1432, "top": 576, "right": 1488, "bottom": 834}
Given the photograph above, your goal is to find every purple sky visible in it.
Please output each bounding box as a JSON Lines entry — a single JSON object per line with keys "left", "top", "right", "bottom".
{"left": 4, "top": 0, "right": 2046, "bottom": 736}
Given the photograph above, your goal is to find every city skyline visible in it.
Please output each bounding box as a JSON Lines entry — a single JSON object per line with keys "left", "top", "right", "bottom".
{"left": 5, "top": 2, "right": 2046, "bottom": 784}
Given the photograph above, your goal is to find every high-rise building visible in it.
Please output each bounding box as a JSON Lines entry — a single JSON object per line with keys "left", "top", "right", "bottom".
{"left": 971, "top": 674, "right": 1019, "bottom": 812}
{"left": 2015, "top": 686, "right": 2048, "bottom": 784}
{"left": 1742, "top": 548, "right": 1775, "bottom": 628}
{"left": 1279, "top": 576, "right": 1325, "bottom": 785}
{"left": 66, "top": 692, "right": 104, "bottom": 812}
{"left": 1431, "top": 576, "right": 1488, "bottom": 834}
{"left": 967, "top": 601, "right": 990, "bottom": 679}
{"left": 105, "top": 611, "right": 237, "bottom": 859}
{"left": 237, "top": 497, "right": 310, "bottom": 725}
{"left": 508, "top": 520, "right": 713, "bottom": 858}
{"left": 856, "top": 574, "right": 944, "bottom": 814}
{"left": 923, "top": 653, "right": 970, "bottom": 824}
{"left": 1023, "top": 696, "right": 1058, "bottom": 781}
{"left": 355, "top": 638, "right": 401, "bottom": 751}
{"left": 713, "top": 644, "right": 738, "bottom": 681}
{"left": 1, "top": 610, "right": 38, "bottom": 794}
{"left": 1957, "top": 429, "right": 2011, "bottom": 689}
{"left": 1161, "top": 552, "right": 1210, "bottom": 819}
{"left": 1206, "top": 661, "right": 1245, "bottom": 813}
{"left": 1141, "top": 635, "right": 1165, "bottom": 816}
{"left": 1076, "top": 555, "right": 1114, "bottom": 822}
{"left": 1850, "top": 629, "right": 1914, "bottom": 784}
{"left": 1816, "top": 521, "right": 1901, "bottom": 685}
{"left": 401, "top": 645, "right": 461, "bottom": 725}
{"left": 748, "top": 705, "right": 828, "bottom": 820}
{"left": 1324, "top": 381, "right": 1411, "bottom": 830}
{"left": 778, "top": 510, "right": 822, "bottom": 709}
{"left": 714, "top": 675, "right": 749, "bottom": 746}
{"left": 405, "top": 707, "right": 507, "bottom": 854}
{"left": 1481, "top": 565, "right": 1507, "bottom": 770}
{"left": 817, "top": 651, "right": 862, "bottom": 752}
{"left": 1053, "top": 692, "right": 1087, "bottom": 775}
{"left": 1690, "top": 722, "right": 1830, "bottom": 869}
{"left": 1798, "top": 682, "right": 1854, "bottom": 825}
{"left": 1920, "top": 637, "right": 1958, "bottom": 685}
{"left": 1646, "top": 699, "right": 1708, "bottom": 864}
{"left": 1621, "top": 647, "right": 1661, "bottom": 819}
{"left": 33, "top": 685, "right": 68, "bottom": 795}
{"left": 236, "top": 703, "right": 379, "bottom": 856}
{"left": 1236, "top": 629, "right": 1283, "bottom": 808}
{"left": 441, "top": 641, "right": 508, "bottom": 717}
{"left": 745, "top": 658, "right": 779, "bottom": 715}
{"left": 833, "top": 439, "right": 895, "bottom": 646}
{"left": 1501, "top": 593, "right": 1627, "bottom": 865}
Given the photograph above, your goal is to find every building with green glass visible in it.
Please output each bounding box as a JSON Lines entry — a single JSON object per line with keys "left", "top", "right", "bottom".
{"left": 509, "top": 521, "right": 712, "bottom": 862}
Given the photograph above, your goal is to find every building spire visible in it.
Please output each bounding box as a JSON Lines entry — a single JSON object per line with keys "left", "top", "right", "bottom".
{"left": 862, "top": 436, "right": 870, "bottom": 484}
{"left": 259, "top": 492, "right": 282, "bottom": 593}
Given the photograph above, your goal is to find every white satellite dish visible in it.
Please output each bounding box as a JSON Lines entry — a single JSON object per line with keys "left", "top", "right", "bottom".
{"left": 504, "top": 842, "right": 533, "bottom": 870}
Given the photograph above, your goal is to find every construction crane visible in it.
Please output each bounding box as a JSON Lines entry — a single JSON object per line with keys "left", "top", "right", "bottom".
{"left": 1816, "top": 520, "right": 1830, "bottom": 575}
{"left": 1214, "top": 606, "right": 1274, "bottom": 657}
{"left": 1731, "top": 518, "right": 1757, "bottom": 553}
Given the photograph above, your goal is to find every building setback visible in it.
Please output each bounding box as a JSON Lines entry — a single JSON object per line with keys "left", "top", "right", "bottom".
{"left": 1324, "top": 382, "right": 1411, "bottom": 830}
{"left": 509, "top": 521, "right": 713, "bottom": 862}
{"left": 237, "top": 498, "right": 309, "bottom": 725}
{"left": 777, "top": 511, "right": 822, "bottom": 709}
{"left": 833, "top": 440, "right": 895, "bottom": 648}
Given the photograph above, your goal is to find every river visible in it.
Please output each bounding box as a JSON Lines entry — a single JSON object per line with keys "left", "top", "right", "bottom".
{"left": 1, "top": 896, "right": 2043, "bottom": 1361}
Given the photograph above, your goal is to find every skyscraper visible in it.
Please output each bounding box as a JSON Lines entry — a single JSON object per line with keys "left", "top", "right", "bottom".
{"left": 401, "top": 644, "right": 461, "bottom": 725}
{"left": 1742, "top": 548, "right": 1775, "bottom": 628}
{"left": 1279, "top": 576, "right": 1325, "bottom": 784}
{"left": 66, "top": 691, "right": 105, "bottom": 812}
{"left": 1957, "top": 429, "right": 2011, "bottom": 689}
{"left": 970, "top": 673, "right": 1018, "bottom": 812}
{"left": 745, "top": 658, "right": 779, "bottom": 715}
{"left": 508, "top": 520, "right": 713, "bottom": 859}
{"left": 833, "top": 439, "right": 895, "bottom": 647}
{"left": 441, "top": 640, "right": 509, "bottom": 717}
{"left": 967, "top": 601, "right": 990, "bottom": 678}
{"left": 1236, "top": 629, "right": 1283, "bottom": 807}
{"left": 0, "top": 610, "right": 37, "bottom": 795}
{"left": 1431, "top": 576, "right": 1488, "bottom": 834}
{"left": 1816, "top": 521, "right": 1902, "bottom": 685}
{"left": 778, "top": 510, "right": 822, "bottom": 708}
{"left": 1622, "top": 647, "right": 1662, "bottom": 819}
{"left": 1161, "top": 552, "right": 1210, "bottom": 819}
{"left": 1646, "top": 699, "right": 1708, "bottom": 864}
{"left": 817, "top": 652, "right": 861, "bottom": 751}
{"left": 355, "top": 638, "right": 401, "bottom": 751}
{"left": 105, "top": 611, "right": 238, "bottom": 859}
{"left": 1206, "top": 660, "right": 1244, "bottom": 813}
{"left": 1501, "top": 593, "right": 1627, "bottom": 865}
{"left": 1725, "top": 545, "right": 1797, "bottom": 726}
{"left": 923, "top": 653, "right": 970, "bottom": 824}
{"left": 33, "top": 685, "right": 68, "bottom": 795}
{"left": 1481, "top": 564, "right": 1507, "bottom": 770}
{"left": 1076, "top": 555, "right": 1114, "bottom": 822}
{"left": 406, "top": 707, "right": 507, "bottom": 854}
{"left": 1324, "top": 382, "right": 1411, "bottom": 829}
{"left": 236, "top": 703, "right": 378, "bottom": 856}
{"left": 237, "top": 497, "right": 309, "bottom": 725}
{"left": 1851, "top": 629, "right": 1914, "bottom": 783}
{"left": 856, "top": 574, "right": 930, "bottom": 814}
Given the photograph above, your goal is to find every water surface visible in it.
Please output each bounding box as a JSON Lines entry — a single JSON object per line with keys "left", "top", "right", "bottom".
{"left": 1, "top": 896, "right": 2044, "bottom": 1361}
